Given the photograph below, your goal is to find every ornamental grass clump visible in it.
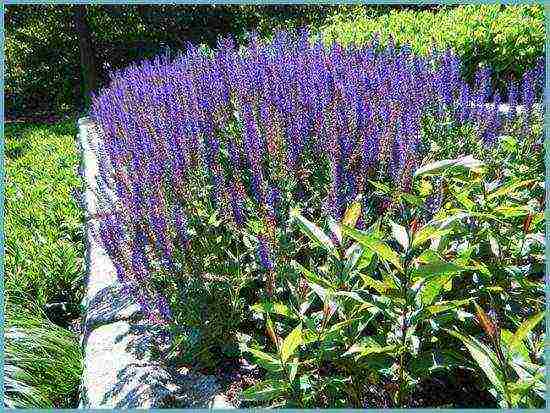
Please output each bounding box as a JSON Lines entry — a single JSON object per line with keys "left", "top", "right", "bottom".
{"left": 89, "top": 30, "right": 542, "bottom": 330}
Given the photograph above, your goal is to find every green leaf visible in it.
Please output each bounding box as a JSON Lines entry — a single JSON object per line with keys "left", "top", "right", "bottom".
{"left": 247, "top": 348, "right": 283, "bottom": 372}
{"left": 427, "top": 298, "right": 475, "bottom": 314}
{"left": 446, "top": 329, "right": 505, "bottom": 394}
{"left": 413, "top": 260, "right": 466, "bottom": 279}
{"left": 288, "top": 357, "right": 299, "bottom": 383}
{"left": 368, "top": 179, "right": 392, "bottom": 194}
{"left": 509, "top": 312, "right": 544, "bottom": 352}
{"left": 251, "top": 301, "right": 297, "bottom": 319}
{"left": 412, "top": 225, "right": 452, "bottom": 248}
{"left": 500, "top": 329, "right": 530, "bottom": 363}
{"left": 414, "top": 156, "right": 484, "bottom": 177}
{"left": 343, "top": 225, "right": 403, "bottom": 272}
{"left": 242, "top": 379, "right": 289, "bottom": 401}
{"left": 360, "top": 274, "right": 390, "bottom": 294}
{"left": 291, "top": 209, "right": 337, "bottom": 256}
{"left": 342, "top": 195, "right": 362, "bottom": 229}
{"left": 291, "top": 260, "right": 333, "bottom": 289}
{"left": 344, "top": 336, "right": 397, "bottom": 358}
{"left": 389, "top": 220, "right": 409, "bottom": 251}
{"left": 334, "top": 290, "right": 365, "bottom": 303}
{"left": 280, "top": 324, "right": 303, "bottom": 363}
{"left": 417, "top": 273, "right": 455, "bottom": 306}
{"left": 487, "top": 179, "right": 535, "bottom": 200}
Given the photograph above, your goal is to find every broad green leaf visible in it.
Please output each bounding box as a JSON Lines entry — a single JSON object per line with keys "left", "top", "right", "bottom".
{"left": 487, "top": 179, "right": 535, "bottom": 200}
{"left": 427, "top": 298, "right": 474, "bottom": 314}
{"left": 360, "top": 274, "right": 389, "bottom": 294}
{"left": 417, "top": 273, "right": 455, "bottom": 306}
{"left": 368, "top": 179, "right": 392, "bottom": 193}
{"left": 334, "top": 290, "right": 365, "bottom": 303}
{"left": 280, "top": 324, "right": 303, "bottom": 363}
{"left": 412, "top": 225, "right": 452, "bottom": 248}
{"left": 344, "top": 339, "right": 397, "bottom": 358}
{"left": 446, "top": 329, "right": 505, "bottom": 394}
{"left": 342, "top": 195, "right": 362, "bottom": 229}
{"left": 494, "top": 205, "right": 531, "bottom": 218}
{"left": 413, "top": 260, "right": 466, "bottom": 279}
{"left": 242, "top": 379, "right": 289, "bottom": 401}
{"left": 290, "top": 210, "right": 337, "bottom": 256}
{"left": 500, "top": 329, "right": 530, "bottom": 363}
{"left": 247, "top": 348, "right": 283, "bottom": 372}
{"left": 401, "top": 192, "right": 424, "bottom": 206}
{"left": 389, "top": 220, "right": 409, "bottom": 251}
{"left": 343, "top": 225, "right": 403, "bottom": 272}
{"left": 453, "top": 189, "right": 476, "bottom": 211}
{"left": 509, "top": 312, "right": 544, "bottom": 352}
{"left": 251, "top": 301, "right": 297, "bottom": 319}
{"left": 291, "top": 260, "right": 333, "bottom": 289}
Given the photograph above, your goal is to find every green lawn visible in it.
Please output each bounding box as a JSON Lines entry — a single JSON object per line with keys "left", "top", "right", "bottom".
{"left": 4, "top": 120, "right": 84, "bottom": 408}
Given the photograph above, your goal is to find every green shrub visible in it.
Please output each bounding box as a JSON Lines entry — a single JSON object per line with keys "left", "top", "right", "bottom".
{"left": 4, "top": 294, "right": 82, "bottom": 408}
{"left": 241, "top": 123, "right": 545, "bottom": 407}
{"left": 4, "top": 121, "right": 85, "bottom": 408}
{"left": 320, "top": 5, "right": 544, "bottom": 93}
{"left": 4, "top": 121, "right": 84, "bottom": 306}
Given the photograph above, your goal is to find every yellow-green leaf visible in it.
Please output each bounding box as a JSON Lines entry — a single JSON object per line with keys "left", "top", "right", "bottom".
{"left": 280, "top": 324, "right": 303, "bottom": 363}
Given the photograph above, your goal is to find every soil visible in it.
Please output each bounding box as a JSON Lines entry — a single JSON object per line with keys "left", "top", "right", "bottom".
{"left": 198, "top": 353, "right": 497, "bottom": 408}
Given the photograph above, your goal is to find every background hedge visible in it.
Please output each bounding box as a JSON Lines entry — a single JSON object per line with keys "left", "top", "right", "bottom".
{"left": 320, "top": 4, "right": 544, "bottom": 95}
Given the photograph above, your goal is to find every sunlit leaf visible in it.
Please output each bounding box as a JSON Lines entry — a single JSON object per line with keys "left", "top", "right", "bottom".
{"left": 291, "top": 209, "right": 337, "bottom": 256}
{"left": 342, "top": 195, "right": 362, "bottom": 229}
{"left": 247, "top": 348, "right": 283, "bottom": 372}
{"left": 280, "top": 324, "right": 303, "bottom": 363}
{"left": 242, "top": 379, "right": 289, "bottom": 401}
{"left": 389, "top": 220, "right": 409, "bottom": 251}
{"left": 446, "top": 329, "right": 505, "bottom": 394}
{"left": 343, "top": 225, "right": 403, "bottom": 272}
{"left": 509, "top": 312, "right": 544, "bottom": 352}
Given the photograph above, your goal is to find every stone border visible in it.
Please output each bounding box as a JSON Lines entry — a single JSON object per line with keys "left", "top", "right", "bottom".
{"left": 76, "top": 117, "right": 233, "bottom": 409}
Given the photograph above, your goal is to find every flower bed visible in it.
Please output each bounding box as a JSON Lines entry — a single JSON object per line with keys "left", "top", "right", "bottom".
{"left": 88, "top": 31, "right": 544, "bottom": 408}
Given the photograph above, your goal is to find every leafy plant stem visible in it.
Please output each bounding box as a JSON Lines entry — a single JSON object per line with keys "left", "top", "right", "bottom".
{"left": 397, "top": 258, "right": 412, "bottom": 407}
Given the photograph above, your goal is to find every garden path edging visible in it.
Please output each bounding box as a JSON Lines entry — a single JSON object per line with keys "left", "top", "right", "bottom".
{"left": 76, "top": 117, "right": 234, "bottom": 409}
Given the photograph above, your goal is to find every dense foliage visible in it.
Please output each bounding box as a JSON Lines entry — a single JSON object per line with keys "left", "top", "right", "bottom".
{"left": 4, "top": 122, "right": 85, "bottom": 408}
{"left": 321, "top": 4, "right": 544, "bottom": 95}
{"left": 5, "top": 4, "right": 338, "bottom": 118}
{"left": 4, "top": 296, "right": 82, "bottom": 408}
{"left": 6, "top": 4, "right": 543, "bottom": 118}
{"left": 89, "top": 28, "right": 544, "bottom": 407}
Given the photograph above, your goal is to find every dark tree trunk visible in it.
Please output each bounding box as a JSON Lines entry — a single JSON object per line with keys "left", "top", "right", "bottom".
{"left": 73, "top": 5, "right": 98, "bottom": 109}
